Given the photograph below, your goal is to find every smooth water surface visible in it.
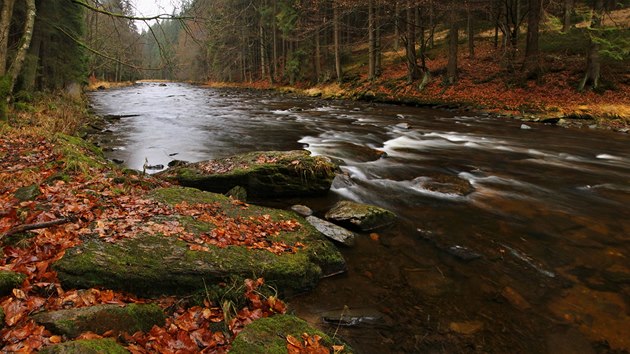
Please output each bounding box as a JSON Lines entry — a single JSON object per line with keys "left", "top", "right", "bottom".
{"left": 90, "top": 82, "right": 630, "bottom": 353}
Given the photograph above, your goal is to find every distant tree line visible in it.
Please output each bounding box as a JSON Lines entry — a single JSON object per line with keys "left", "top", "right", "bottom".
{"left": 150, "top": 0, "right": 627, "bottom": 91}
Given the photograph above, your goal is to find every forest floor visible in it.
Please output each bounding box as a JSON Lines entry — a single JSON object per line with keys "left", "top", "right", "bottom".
{"left": 207, "top": 18, "right": 630, "bottom": 133}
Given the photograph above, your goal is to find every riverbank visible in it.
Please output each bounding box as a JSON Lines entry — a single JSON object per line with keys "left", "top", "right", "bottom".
{"left": 0, "top": 97, "right": 349, "bottom": 352}
{"left": 204, "top": 40, "right": 629, "bottom": 134}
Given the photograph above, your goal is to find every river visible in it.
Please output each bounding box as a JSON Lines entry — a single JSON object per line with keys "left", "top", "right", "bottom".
{"left": 89, "top": 82, "right": 630, "bottom": 353}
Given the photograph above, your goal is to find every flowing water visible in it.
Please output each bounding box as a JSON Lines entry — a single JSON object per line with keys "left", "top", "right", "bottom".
{"left": 90, "top": 82, "right": 630, "bottom": 353}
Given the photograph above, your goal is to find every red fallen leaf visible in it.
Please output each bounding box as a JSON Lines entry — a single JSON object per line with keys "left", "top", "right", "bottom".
{"left": 287, "top": 334, "right": 304, "bottom": 350}
{"left": 48, "top": 335, "right": 62, "bottom": 344}
{"left": 3, "top": 298, "right": 28, "bottom": 326}
{"left": 76, "top": 332, "right": 104, "bottom": 340}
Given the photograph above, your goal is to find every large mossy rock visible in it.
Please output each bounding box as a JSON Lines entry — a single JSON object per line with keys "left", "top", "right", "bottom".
{"left": 325, "top": 201, "right": 396, "bottom": 232}
{"left": 33, "top": 304, "right": 165, "bottom": 338}
{"left": 0, "top": 270, "right": 26, "bottom": 296}
{"left": 156, "top": 150, "right": 338, "bottom": 198}
{"left": 231, "top": 315, "right": 342, "bottom": 354}
{"left": 53, "top": 187, "right": 345, "bottom": 298}
{"left": 39, "top": 339, "right": 129, "bottom": 354}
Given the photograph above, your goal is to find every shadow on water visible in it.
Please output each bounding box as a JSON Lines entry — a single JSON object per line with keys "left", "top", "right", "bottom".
{"left": 90, "top": 82, "right": 630, "bottom": 353}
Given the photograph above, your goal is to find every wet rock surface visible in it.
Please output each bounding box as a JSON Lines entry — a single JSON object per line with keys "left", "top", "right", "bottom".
{"left": 306, "top": 216, "right": 356, "bottom": 246}
{"left": 325, "top": 200, "right": 396, "bottom": 231}
{"left": 156, "top": 150, "right": 338, "bottom": 198}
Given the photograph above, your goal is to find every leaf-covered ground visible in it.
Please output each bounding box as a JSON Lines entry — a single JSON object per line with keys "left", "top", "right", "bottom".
{"left": 0, "top": 130, "right": 332, "bottom": 352}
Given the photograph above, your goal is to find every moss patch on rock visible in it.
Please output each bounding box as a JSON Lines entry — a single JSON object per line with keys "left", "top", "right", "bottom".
{"left": 39, "top": 338, "right": 129, "bottom": 354}
{"left": 0, "top": 270, "right": 26, "bottom": 296}
{"left": 231, "top": 315, "right": 343, "bottom": 354}
{"left": 33, "top": 303, "right": 165, "bottom": 338}
{"left": 54, "top": 187, "right": 345, "bottom": 298}
{"left": 156, "top": 150, "right": 338, "bottom": 198}
{"left": 325, "top": 200, "right": 396, "bottom": 231}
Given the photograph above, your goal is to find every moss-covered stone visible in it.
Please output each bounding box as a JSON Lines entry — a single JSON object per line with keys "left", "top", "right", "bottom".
{"left": 33, "top": 303, "right": 165, "bottom": 338}
{"left": 231, "top": 315, "right": 346, "bottom": 354}
{"left": 156, "top": 150, "right": 338, "bottom": 198}
{"left": 325, "top": 200, "right": 396, "bottom": 231}
{"left": 53, "top": 133, "right": 107, "bottom": 173}
{"left": 54, "top": 187, "right": 345, "bottom": 298}
{"left": 0, "top": 270, "right": 26, "bottom": 296}
{"left": 14, "top": 184, "right": 41, "bottom": 201}
{"left": 39, "top": 338, "right": 129, "bottom": 354}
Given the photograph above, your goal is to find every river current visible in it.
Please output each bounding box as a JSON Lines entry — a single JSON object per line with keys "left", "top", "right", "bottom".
{"left": 89, "top": 82, "right": 630, "bottom": 353}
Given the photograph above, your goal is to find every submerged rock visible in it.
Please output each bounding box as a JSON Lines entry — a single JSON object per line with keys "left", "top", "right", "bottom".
{"left": 420, "top": 174, "right": 474, "bottom": 196}
{"left": 39, "top": 339, "right": 129, "bottom": 354}
{"left": 306, "top": 216, "right": 356, "bottom": 246}
{"left": 231, "top": 315, "right": 344, "bottom": 354}
{"left": 325, "top": 200, "right": 396, "bottom": 231}
{"left": 321, "top": 308, "right": 384, "bottom": 327}
{"left": 33, "top": 304, "right": 165, "bottom": 338}
{"left": 53, "top": 187, "right": 346, "bottom": 298}
{"left": 156, "top": 150, "right": 338, "bottom": 198}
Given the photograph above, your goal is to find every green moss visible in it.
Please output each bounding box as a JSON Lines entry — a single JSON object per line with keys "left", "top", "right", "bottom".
{"left": 0, "top": 271, "right": 27, "bottom": 296}
{"left": 33, "top": 304, "right": 165, "bottom": 338}
{"left": 39, "top": 338, "right": 129, "bottom": 354}
{"left": 53, "top": 133, "right": 107, "bottom": 174}
{"left": 231, "top": 315, "right": 348, "bottom": 354}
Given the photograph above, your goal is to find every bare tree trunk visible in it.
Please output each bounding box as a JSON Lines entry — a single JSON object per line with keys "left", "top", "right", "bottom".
{"left": 0, "top": 0, "right": 16, "bottom": 76}
{"left": 368, "top": 0, "right": 376, "bottom": 80}
{"left": 315, "top": 27, "right": 321, "bottom": 82}
{"left": 446, "top": 9, "right": 459, "bottom": 85}
{"left": 375, "top": 5, "right": 381, "bottom": 77}
{"left": 562, "top": 0, "right": 574, "bottom": 32}
{"left": 523, "top": 0, "right": 542, "bottom": 78}
{"left": 467, "top": 3, "right": 475, "bottom": 58}
{"left": 394, "top": 0, "right": 400, "bottom": 51}
{"left": 406, "top": 0, "right": 419, "bottom": 82}
{"left": 429, "top": 0, "right": 435, "bottom": 48}
{"left": 579, "top": 0, "right": 604, "bottom": 91}
{"left": 8, "top": 0, "right": 36, "bottom": 93}
{"left": 333, "top": 1, "right": 343, "bottom": 82}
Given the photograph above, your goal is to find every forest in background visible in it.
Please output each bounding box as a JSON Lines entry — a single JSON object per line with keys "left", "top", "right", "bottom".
{"left": 0, "top": 0, "right": 628, "bottom": 124}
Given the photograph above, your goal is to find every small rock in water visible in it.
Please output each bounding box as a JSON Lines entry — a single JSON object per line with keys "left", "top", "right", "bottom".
{"left": 447, "top": 245, "right": 482, "bottom": 261}
{"left": 168, "top": 160, "right": 189, "bottom": 167}
{"left": 306, "top": 216, "right": 355, "bottom": 246}
{"left": 396, "top": 114, "right": 405, "bottom": 119}
{"left": 111, "top": 159, "right": 124, "bottom": 164}
{"left": 520, "top": 124, "right": 532, "bottom": 130}
{"left": 325, "top": 200, "right": 396, "bottom": 231}
{"left": 144, "top": 164, "right": 164, "bottom": 170}
{"left": 501, "top": 286, "right": 531, "bottom": 311}
{"left": 321, "top": 308, "right": 384, "bottom": 327}
{"left": 290, "top": 205, "right": 313, "bottom": 217}
{"left": 395, "top": 122, "right": 411, "bottom": 129}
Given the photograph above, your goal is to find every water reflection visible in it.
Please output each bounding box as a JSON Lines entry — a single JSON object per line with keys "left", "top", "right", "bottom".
{"left": 90, "top": 82, "right": 630, "bottom": 353}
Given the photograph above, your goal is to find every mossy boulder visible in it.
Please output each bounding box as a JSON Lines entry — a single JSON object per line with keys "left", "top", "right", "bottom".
{"left": 0, "top": 270, "right": 26, "bottom": 296}
{"left": 39, "top": 339, "right": 129, "bottom": 354}
{"left": 53, "top": 187, "right": 345, "bottom": 298}
{"left": 156, "top": 150, "right": 338, "bottom": 198}
{"left": 32, "top": 303, "right": 165, "bottom": 338}
{"left": 325, "top": 201, "right": 396, "bottom": 231}
{"left": 231, "top": 315, "right": 345, "bottom": 354}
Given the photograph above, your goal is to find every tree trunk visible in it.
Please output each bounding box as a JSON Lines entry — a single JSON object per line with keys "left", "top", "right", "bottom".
{"left": 0, "top": 0, "right": 16, "bottom": 76}
{"left": 467, "top": 4, "right": 474, "bottom": 58}
{"left": 523, "top": 0, "right": 542, "bottom": 78}
{"left": 446, "top": 9, "right": 459, "bottom": 85}
{"left": 394, "top": 1, "right": 400, "bottom": 51}
{"left": 579, "top": 0, "right": 604, "bottom": 91}
{"left": 406, "top": 0, "right": 419, "bottom": 82}
{"left": 375, "top": 5, "right": 381, "bottom": 77}
{"left": 8, "top": 0, "right": 36, "bottom": 94}
{"left": 368, "top": 0, "right": 376, "bottom": 80}
{"left": 314, "top": 27, "right": 321, "bottom": 82}
{"left": 562, "top": 0, "right": 574, "bottom": 32}
{"left": 429, "top": 0, "right": 435, "bottom": 49}
{"left": 333, "top": 1, "right": 342, "bottom": 83}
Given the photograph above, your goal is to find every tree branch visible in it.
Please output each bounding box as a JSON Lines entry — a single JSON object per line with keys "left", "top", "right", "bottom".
{"left": 1, "top": 217, "right": 73, "bottom": 239}
{"left": 69, "top": 0, "right": 193, "bottom": 22}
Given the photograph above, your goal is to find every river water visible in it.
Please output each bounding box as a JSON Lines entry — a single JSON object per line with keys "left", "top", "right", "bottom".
{"left": 89, "top": 82, "right": 630, "bottom": 353}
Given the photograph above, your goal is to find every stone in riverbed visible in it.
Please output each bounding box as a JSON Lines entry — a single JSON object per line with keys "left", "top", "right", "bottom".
{"left": 33, "top": 303, "right": 165, "bottom": 338}
{"left": 39, "top": 339, "right": 129, "bottom": 354}
{"left": 156, "top": 150, "right": 338, "bottom": 198}
{"left": 306, "top": 216, "right": 356, "bottom": 246}
{"left": 325, "top": 200, "right": 396, "bottom": 231}
{"left": 53, "top": 187, "right": 346, "bottom": 298}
